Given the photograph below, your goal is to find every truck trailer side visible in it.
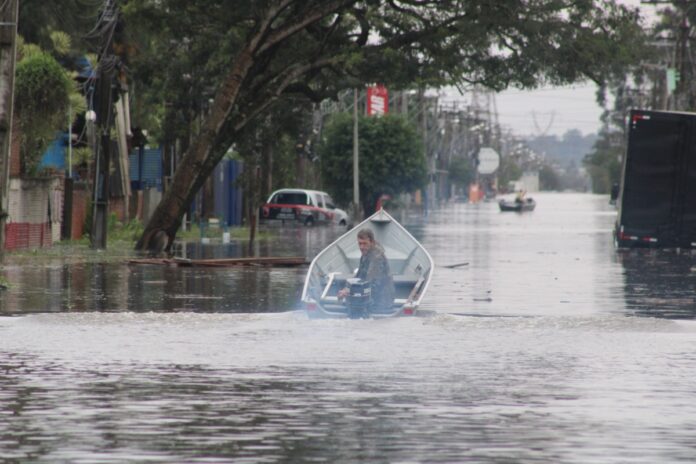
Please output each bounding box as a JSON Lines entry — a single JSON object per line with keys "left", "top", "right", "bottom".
{"left": 615, "top": 109, "right": 696, "bottom": 248}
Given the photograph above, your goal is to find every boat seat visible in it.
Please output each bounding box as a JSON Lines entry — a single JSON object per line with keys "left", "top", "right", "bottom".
{"left": 392, "top": 275, "right": 424, "bottom": 307}
{"left": 318, "top": 270, "right": 424, "bottom": 309}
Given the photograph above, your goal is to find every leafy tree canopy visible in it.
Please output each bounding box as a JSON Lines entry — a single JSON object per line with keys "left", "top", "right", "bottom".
{"left": 539, "top": 163, "right": 562, "bottom": 191}
{"left": 123, "top": 0, "right": 650, "bottom": 250}
{"left": 14, "top": 51, "right": 73, "bottom": 175}
{"left": 18, "top": 0, "right": 103, "bottom": 71}
{"left": 320, "top": 113, "right": 426, "bottom": 215}
{"left": 12, "top": 2, "right": 102, "bottom": 177}
{"left": 498, "top": 154, "right": 523, "bottom": 192}
{"left": 123, "top": 0, "right": 648, "bottom": 146}
{"left": 448, "top": 156, "right": 475, "bottom": 188}
{"left": 583, "top": 129, "right": 622, "bottom": 194}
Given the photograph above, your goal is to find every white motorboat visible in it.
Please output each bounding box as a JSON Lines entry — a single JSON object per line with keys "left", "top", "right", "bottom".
{"left": 301, "top": 209, "right": 434, "bottom": 318}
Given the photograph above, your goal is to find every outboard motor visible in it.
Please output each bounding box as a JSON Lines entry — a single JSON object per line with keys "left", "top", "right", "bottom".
{"left": 345, "top": 278, "right": 371, "bottom": 319}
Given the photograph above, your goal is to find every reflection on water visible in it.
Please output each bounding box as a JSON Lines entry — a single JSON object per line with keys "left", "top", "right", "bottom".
{"left": 3, "top": 193, "right": 696, "bottom": 462}
{"left": 7, "top": 192, "right": 690, "bottom": 320}
{"left": 619, "top": 249, "right": 696, "bottom": 319}
{"left": 0, "top": 262, "right": 307, "bottom": 314}
{"left": 415, "top": 193, "right": 627, "bottom": 318}
{"left": 0, "top": 225, "right": 345, "bottom": 315}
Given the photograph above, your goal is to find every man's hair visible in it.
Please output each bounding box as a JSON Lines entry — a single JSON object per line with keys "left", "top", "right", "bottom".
{"left": 357, "top": 228, "right": 375, "bottom": 241}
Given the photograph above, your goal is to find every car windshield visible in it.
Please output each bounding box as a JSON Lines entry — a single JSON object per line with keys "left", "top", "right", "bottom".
{"left": 271, "top": 192, "right": 307, "bottom": 205}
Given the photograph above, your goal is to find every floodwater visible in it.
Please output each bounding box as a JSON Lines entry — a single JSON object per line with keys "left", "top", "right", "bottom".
{"left": 3, "top": 192, "right": 696, "bottom": 463}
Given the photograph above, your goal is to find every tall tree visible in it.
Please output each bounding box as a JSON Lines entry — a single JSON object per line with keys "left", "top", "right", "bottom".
{"left": 583, "top": 128, "right": 623, "bottom": 194}
{"left": 18, "top": 0, "right": 102, "bottom": 49}
{"left": 448, "top": 156, "right": 475, "bottom": 192}
{"left": 124, "top": 0, "right": 648, "bottom": 251}
{"left": 320, "top": 113, "right": 426, "bottom": 215}
{"left": 14, "top": 51, "right": 73, "bottom": 175}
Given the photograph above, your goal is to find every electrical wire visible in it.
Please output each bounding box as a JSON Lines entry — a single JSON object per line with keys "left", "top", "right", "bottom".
{"left": 82, "top": 6, "right": 120, "bottom": 93}
{"left": 83, "top": 0, "right": 116, "bottom": 37}
{"left": 53, "top": 1, "right": 103, "bottom": 34}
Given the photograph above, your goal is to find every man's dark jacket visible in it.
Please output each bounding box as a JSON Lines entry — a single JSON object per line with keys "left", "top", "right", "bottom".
{"left": 356, "top": 243, "right": 395, "bottom": 311}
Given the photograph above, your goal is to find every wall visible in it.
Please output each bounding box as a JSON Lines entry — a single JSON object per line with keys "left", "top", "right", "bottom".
{"left": 212, "top": 159, "right": 244, "bottom": 226}
{"left": 519, "top": 171, "right": 540, "bottom": 193}
{"left": 5, "top": 177, "right": 64, "bottom": 250}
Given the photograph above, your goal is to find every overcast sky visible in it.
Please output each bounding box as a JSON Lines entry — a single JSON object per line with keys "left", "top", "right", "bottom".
{"left": 451, "top": 0, "right": 660, "bottom": 138}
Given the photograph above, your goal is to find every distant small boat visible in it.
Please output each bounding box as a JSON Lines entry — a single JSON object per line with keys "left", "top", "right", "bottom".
{"left": 301, "top": 209, "right": 434, "bottom": 318}
{"left": 499, "top": 198, "right": 536, "bottom": 212}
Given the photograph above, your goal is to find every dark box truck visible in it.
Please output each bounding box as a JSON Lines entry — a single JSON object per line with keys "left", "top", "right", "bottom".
{"left": 615, "top": 109, "right": 696, "bottom": 248}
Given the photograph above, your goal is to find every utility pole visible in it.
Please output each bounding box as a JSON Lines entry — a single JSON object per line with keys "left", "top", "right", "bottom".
{"left": 352, "top": 88, "right": 360, "bottom": 222}
{"left": 0, "top": 0, "right": 18, "bottom": 257}
{"left": 676, "top": 5, "right": 691, "bottom": 109}
{"left": 419, "top": 87, "right": 430, "bottom": 215}
{"left": 90, "top": 0, "right": 119, "bottom": 249}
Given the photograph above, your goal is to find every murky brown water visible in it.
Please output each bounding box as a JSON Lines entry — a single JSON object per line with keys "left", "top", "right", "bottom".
{"left": 3, "top": 193, "right": 696, "bottom": 463}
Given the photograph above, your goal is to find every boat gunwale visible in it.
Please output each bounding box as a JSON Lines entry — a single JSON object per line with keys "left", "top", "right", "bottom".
{"left": 301, "top": 208, "right": 434, "bottom": 317}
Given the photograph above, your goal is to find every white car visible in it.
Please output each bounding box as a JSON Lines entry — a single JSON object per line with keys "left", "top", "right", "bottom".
{"left": 260, "top": 189, "right": 350, "bottom": 226}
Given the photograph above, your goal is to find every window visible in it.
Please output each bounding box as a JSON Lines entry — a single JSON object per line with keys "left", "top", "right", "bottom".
{"left": 324, "top": 195, "right": 336, "bottom": 209}
{"left": 272, "top": 192, "right": 308, "bottom": 205}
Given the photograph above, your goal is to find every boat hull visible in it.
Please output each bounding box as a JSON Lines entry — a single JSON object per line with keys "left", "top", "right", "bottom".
{"left": 499, "top": 199, "right": 536, "bottom": 212}
{"left": 301, "top": 209, "right": 433, "bottom": 319}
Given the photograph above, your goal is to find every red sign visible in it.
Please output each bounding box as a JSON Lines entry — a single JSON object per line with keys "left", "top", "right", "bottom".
{"left": 367, "top": 85, "right": 388, "bottom": 116}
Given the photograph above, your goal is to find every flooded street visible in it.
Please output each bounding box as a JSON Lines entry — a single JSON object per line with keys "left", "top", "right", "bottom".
{"left": 3, "top": 193, "right": 696, "bottom": 463}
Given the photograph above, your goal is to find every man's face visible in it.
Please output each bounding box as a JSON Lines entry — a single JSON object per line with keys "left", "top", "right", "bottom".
{"left": 358, "top": 236, "right": 373, "bottom": 256}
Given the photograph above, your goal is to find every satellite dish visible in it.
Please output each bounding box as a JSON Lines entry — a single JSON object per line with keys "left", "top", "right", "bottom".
{"left": 477, "top": 147, "right": 500, "bottom": 174}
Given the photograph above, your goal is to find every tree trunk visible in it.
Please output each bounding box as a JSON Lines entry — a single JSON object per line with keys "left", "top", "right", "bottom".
{"left": 263, "top": 143, "right": 273, "bottom": 199}
{"left": 247, "top": 208, "right": 257, "bottom": 256}
{"left": 135, "top": 47, "right": 256, "bottom": 252}
{"left": 134, "top": 1, "right": 354, "bottom": 252}
{"left": 247, "top": 163, "right": 260, "bottom": 256}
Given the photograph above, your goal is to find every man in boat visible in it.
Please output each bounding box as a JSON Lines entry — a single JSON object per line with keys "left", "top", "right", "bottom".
{"left": 338, "top": 228, "right": 395, "bottom": 315}
{"left": 515, "top": 189, "right": 526, "bottom": 204}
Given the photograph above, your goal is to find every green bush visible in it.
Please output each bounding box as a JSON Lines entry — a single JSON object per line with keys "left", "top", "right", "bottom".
{"left": 107, "top": 214, "right": 146, "bottom": 242}
{"left": 15, "top": 51, "right": 72, "bottom": 175}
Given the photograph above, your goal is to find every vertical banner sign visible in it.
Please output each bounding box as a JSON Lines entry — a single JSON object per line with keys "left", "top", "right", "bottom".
{"left": 367, "top": 85, "right": 388, "bottom": 116}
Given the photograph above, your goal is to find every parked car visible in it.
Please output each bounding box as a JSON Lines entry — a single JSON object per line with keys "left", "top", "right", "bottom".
{"left": 260, "top": 189, "right": 350, "bottom": 226}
